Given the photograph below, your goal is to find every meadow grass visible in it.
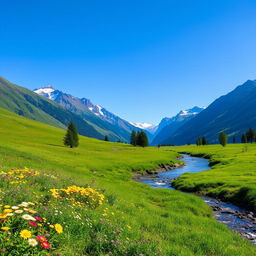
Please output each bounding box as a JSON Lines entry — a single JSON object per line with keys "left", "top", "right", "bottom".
{"left": 172, "top": 144, "right": 256, "bottom": 211}
{"left": 0, "top": 107, "right": 255, "bottom": 255}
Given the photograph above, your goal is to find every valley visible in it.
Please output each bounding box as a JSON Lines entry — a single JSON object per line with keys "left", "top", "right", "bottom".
{"left": 0, "top": 107, "right": 255, "bottom": 255}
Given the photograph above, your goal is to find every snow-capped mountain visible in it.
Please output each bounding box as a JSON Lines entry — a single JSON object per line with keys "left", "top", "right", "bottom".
{"left": 129, "top": 122, "right": 158, "bottom": 134}
{"left": 33, "top": 86, "right": 153, "bottom": 142}
{"left": 151, "top": 106, "right": 205, "bottom": 145}
{"left": 34, "top": 86, "right": 60, "bottom": 100}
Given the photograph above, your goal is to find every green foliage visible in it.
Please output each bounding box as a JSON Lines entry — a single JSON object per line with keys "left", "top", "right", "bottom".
{"left": 245, "top": 128, "right": 256, "bottom": 143}
{"left": 219, "top": 132, "right": 228, "bottom": 147}
{"left": 196, "top": 137, "right": 202, "bottom": 146}
{"left": 136, "top": 131, "right": 149, "bottom": 147}
{"left": 64, "top": 122, "right": 79, "bottom": 148}
{"left": 241, "top": 133, "right": 247, "bottom": 143}
{"left": 202, "top": 136, "right": 207, "bottom": 145}
{"left": 130, "top": 130, "right": 137, "bottom": 146}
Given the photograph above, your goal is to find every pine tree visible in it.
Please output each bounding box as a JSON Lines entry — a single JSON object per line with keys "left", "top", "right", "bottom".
{"left": 130, "top": 130, "right": 137, "bottom": 146}
{"left": 241, "top": 134, "right": 247, "bottom": 143}
{"left": 246, "top": 128, "right": 255, "bottom": 143}
{"left": 232, "top": 135, "right": 236, "bottom": 144}
{"left": 202, "top": 136, "right": 207, "bottom": 145}
{"left": 137, "top": 131, "right": 149, "bottom": 147}
{"left": 196, "top": 137, "right": 202, "bottom": 146}
{"left": 104, "top": 135, "right": 109, "bottom": 141}
{"left": 219, "top": 131, "right": 228, "bottom": 147}
{"left": 64, "top": 122, "right": 79, "bottom": 148}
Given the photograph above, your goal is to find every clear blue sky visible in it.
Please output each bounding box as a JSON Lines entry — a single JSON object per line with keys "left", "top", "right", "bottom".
{"left": 1, "top": 0, "right": 256, "bottom": 124}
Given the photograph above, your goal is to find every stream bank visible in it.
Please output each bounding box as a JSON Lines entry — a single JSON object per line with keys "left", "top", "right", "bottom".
{"left": 136, "top": 154, "right": 256, "bottom": 245}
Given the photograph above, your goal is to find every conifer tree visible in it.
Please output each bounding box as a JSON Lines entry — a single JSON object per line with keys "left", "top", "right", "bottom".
{"left": 202, "top": 136, "right": 207, "bottom": 145}
{"left": 130, "top": 130, "right": 137, "bottom": 146}
{"left": 137, "top": 131, "right": 149, "bottom": 147}
{"left": 241, "top": 134, "right": 247, "bottom": 143}
{"left": 104, "top": 135, "right": 109, "bottom": 141}
{"left": 64, "top": 122, "right": 79, "bottom": 148}
{"left": 232, "top": 136, "right": 236, "bottom": 144}
{"left": 246, "top": 128, "right": 255, "bottom": 143}
{"left": 219, "top": 131, "right": 228, "bottom": 147}
{"left": 196, "top": 137, "right": 202, "bottom": 146}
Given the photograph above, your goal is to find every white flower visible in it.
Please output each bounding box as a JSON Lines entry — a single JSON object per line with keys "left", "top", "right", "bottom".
{"left": 28, "top": 238, "right": 38, "bottom": 247}
{"left": 15, "top": 210, "right": 23, "bottom": 214}
{"left": 11, "top": 206, "right": 19, "bottom": 210}
{"left": 19, "top": 202, "right": 29, "bottom": 207}
{"left": 7, "top": 213, "right": 14, "bottom": 216}
{"left": 22, "top": 214, "right": 36, "bottom": 221}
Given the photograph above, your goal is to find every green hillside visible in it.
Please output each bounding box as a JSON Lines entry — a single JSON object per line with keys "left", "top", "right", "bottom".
{"left": 0, "top": 77, "right": 115, "bottom": 141}
{"left": 0, "top": 107, "right": 254, "bottom": 255}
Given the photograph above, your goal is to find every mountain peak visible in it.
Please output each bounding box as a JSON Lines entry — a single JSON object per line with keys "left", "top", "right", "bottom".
{"left": 34, "top": 86, "right": 59, "bottom": 100}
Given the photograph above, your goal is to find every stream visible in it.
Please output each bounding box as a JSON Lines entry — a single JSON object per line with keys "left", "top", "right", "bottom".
{"left": 138, "top": 154, "right": 256, "bottom": 245}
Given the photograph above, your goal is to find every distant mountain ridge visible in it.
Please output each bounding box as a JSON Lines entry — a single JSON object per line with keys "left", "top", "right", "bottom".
{"left": 34, "top": 86, "right": 153, "bottom": 142}
{"left": 151, "top": 106, "right": 205, "bottom": 145}
{"left": 163, "top": 80, "right": 256, "bottom": 145}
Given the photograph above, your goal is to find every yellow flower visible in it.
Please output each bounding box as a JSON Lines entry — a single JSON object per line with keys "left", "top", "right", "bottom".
{"left": 4, "top": 205, "right": 10, "bottom": 209}
{"left": 49, "top": 225, "right": 54, "bottom": 228}
{"left": 0, "top": 213, "right": 7, "bottom": 219}
{"left": 55, "top": 224, "right": 63, "bottom": 234}
{"left": 20, "top": 229, "right": 32, "bottom": 239}
{"left": 1, "top": 227, "right": 10, "bottom": 231}
{"left": 4, "top": 209, "right": 12, "bottom": 213}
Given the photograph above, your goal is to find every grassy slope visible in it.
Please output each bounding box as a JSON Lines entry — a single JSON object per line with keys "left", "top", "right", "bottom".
{"left": 172, "top": 144, "right": 256, "bottom": 211}
{"left": 0, "top": 107, "right": 255, "bottom": 255}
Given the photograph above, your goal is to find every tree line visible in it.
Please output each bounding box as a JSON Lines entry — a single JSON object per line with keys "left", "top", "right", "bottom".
{"left": 130, "top": 130, "right": 149, "bottom": 147}
{"left": 196, "top": 128, "right": 256, "bottom": 147}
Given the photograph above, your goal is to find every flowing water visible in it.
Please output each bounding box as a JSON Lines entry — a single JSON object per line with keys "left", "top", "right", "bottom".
{"left": 137, "top": 154, "right": 256, "bottom": 245}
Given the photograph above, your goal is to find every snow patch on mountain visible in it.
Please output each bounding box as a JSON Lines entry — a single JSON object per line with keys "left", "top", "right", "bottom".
{"left": 34, "top": 86, "right": 59, "bottom": 100}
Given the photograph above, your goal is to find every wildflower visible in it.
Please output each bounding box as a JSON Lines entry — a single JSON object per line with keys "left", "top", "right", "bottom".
{"left": 28, "top": 238, "right": 38, "bottom": 247}
{"left": 4, "top": 205, "right": 10, "bottom": 208}
{"left": 11, "top": 206, "right": 19, "bottom": 210}
{"left": 1, "top": 227, "right": 10, "bottom": 231}
{"left": 28, "top": 209, "right": 37, "bottom": 214}
{"left": 35, "top": 216, "right": 42, "bottom": 222}
{"left": 41, "top": 241, "right": 51, "bottom": 249}
{"left": 20, "top": 229, "right": 32, "bottom": 239}
{"left": 20, "top": 202, "right": 29, "bottom": 207}
{"left": 29, "top": 221, "right": 37, "bottom": 227}
{"left": 6, "top": 213, "right": 14, "bottom": 217}
{"left": 15, "top": 210, "right": 23, "bottom": 214}
{"left": 36, "top": 236, "right": 47, "bottom": 242}
{"left": 3, "top": 209, "right": 12, "bottom": 213}
{"left": 22, "top": 214, "right": 36, "bottom": 221}
{"left": 55, "top": 224, "right": 63, "bottom": 234}
{"left": 49, "top": 225, "right": 54, "bottom": 228}
{"left": 0, "top": 213, "right": 7, "bottom": 219}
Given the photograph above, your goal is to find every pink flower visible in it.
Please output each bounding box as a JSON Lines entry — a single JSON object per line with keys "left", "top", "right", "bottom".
{"left": 29, "top": 221, "right": 37, "bottom": 227}
{"left": 35, "top": 217, "right": 42, "bottom": 222}
{"left": 36, "top": 235, "right": 47, "bottom": 242}
{"left": 41, "top": 241, "right": 51, "bottom": 249}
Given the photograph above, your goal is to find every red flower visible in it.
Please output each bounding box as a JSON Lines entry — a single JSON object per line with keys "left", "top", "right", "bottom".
{"left": 29, "top": 221, "right": 37, "bottom": 227}
{"left": 35, "top": 217, "right": 42, "bottom": 222}
{"left": 41, "top": 241, "right": 51, "bottom": 249}
{"left": 36, "top": 235, "right": 47, "bottom": 242}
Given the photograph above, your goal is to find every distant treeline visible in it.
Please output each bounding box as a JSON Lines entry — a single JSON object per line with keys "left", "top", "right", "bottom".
{"left": 196, "top": 128, "right": 256, "bottom": 147}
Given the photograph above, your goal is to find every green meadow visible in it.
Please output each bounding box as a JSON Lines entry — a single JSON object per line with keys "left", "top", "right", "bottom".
{"left": 172, "top": 144, "right": 256, "bottom": 211}
{"left": 0, "top": 107, "right": 255, "bottom": 255}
